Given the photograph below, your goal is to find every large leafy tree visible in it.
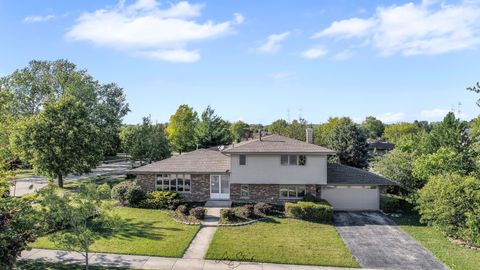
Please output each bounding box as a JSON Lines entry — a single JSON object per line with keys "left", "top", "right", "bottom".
{"left": 166, "top": 104, "right": 198, "bottom": 153}
{"left": 285, "top": 119, "right": 308, "bottom": 141}
{"left": 230, "top": 121, "right": 250, "bottom": 143}
{"left": 425, "top": 112, "right": 468, "bottom": 153}
{"left": 383, "top": 122, "right": 421, "bottom": 144}
{"left": 13, "top": 96, "right": 103, "bottom": 187}
{"left": 195, "top": 106, "right": 232, "bottom": 148}
{"left": 120, "top": 117, "right": 170, "bottom": 165}
{"left": 314, "top": 117, "right": 353, "bottom": 146}
{"left": 1, "top": 59, "right": 129, "bottom": 157}
{"left": 360, "top": 116, "right": 384, "bottom": 139}
{"left": 327, "top": 122, "right": 368, "bottom": 168}
{"left": 267, "top": 119, "right": 288, "bottom": 136}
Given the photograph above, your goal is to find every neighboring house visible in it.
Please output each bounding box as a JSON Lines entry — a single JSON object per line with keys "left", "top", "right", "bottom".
{"left": 367, "top": 140, "right": 395, "bottom": 156}
{"left": 130, "top": 129, "right": 395, "bottom": 210}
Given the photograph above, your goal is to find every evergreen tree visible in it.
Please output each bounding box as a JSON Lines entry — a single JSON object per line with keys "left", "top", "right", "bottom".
{"left": 195, "top": 106, "right": 232, "bottom": 148}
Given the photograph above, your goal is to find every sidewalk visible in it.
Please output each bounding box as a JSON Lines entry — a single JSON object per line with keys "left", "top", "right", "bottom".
{"left": 21, "top": 248, "right": 365, "bottom": 270}
{"left": 183, "top": 207, "right": 221, "bottom": 259}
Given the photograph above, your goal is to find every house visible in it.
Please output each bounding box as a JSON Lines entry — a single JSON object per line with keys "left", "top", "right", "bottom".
{"left": 367, "top": 140, "right": 395, "bottom": 156}
{"left": 130, "top": 128, "right": 395, "bottom": 210}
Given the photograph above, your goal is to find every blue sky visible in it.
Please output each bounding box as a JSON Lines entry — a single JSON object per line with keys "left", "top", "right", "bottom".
{"left": 1, "top": 0, "right": 480, "bottom": 125}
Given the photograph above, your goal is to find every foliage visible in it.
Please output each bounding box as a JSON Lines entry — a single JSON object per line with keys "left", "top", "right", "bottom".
{"left": 417, "top": 173, "right": 480, "bottom": 246}
{"left": 38, "top": 183, "right": 118, "bottom": 270}
{"left": 138, "top": 191, "right": 180, "bottom": 209}
{"left": 360, "top": 116, "right": 385, "bottom": 139}
{"left": 230, "top": 120, "right": 250, "bottom": 143}
{"left": 384, "top": 122, "right": 421, "bottom": 144}
{"left": 302, "top": 193, "right": 317, "bottom": 202}
{"left": 176, "top": 204, "right": 189, "bottom": 215}
{"left": 0, "top": 189, "right": 39, "bottom": 270}
{"left": 380, "top": 195, "right": 413, "bottom": 213}
{"left": 254, "top": 202, "right": 273, "bottom": 216}
{"left": 189, "top": 207, "right": 206, "bottom": 220}
{"left": 412, "top": 147, "right": 472, "bottom": 182}
{"left": 267, "top": 119, "right": 288, "bottom": 136}
{"left": 166, "top": 104, "right": 198, "bottom": 153}
{"left": 111, "top": 181, "right": 145, "bottom": 206}
{"left": 314, "top": 117, "right": 353, "bottom": 146}
{"left": 0, "top": 88, "right": 15, "bottom": 164}
{"left": 467, "top": 81, "right": 480, "bottom": 107}
{"left": 11, "top": 95, "right": 103, "bottom": 187}
{"left": 220, "top": 208, "right": 236, "bottom": 222}
{"left": 241, "top": 204, "right": 255, "bottom": 219}
{"left": 119, "top": 117, "right": 170, "bottom": 165}
{"left": 285, "top": 119, "right": 308, "bottom": 141}
{"left": 96, "top": 183, "right": 111, "bottom": 200}
{"left": 285, "top": 200, "right": 333, "bottom": 223}
{"left": 194, "top": 106, "right": 232, "bottom": 148}
{"left": 425, "top": 112, "right": 469, "bottom": 153}
{"left": 327, "top": 122, "right": 368, "bottom": 168}
{"left": 374, "top": 149, "right": 422, "bottom": 194}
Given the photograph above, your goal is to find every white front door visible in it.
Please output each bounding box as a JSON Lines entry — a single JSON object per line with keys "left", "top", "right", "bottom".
{"left": 210, "top": 175, "right": 230, "bottom": 200}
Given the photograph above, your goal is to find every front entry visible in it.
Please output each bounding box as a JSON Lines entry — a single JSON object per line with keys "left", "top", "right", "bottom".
{"left": 210, "top": 175, "right": 230, "bottom": 200}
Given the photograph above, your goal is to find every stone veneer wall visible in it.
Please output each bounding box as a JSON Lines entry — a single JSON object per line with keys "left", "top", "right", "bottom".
{"left": 134, "top": 173, "right": 210, "bottom": 202}
{"left": 230, "top": 184, "right": 322, "bottom": 204}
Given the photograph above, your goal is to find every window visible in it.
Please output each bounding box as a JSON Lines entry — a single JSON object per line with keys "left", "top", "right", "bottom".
{"left": 279, "top": 185, "right": 306, "bottom": 198}
{"left": 155, "top": 174, "right": 191, "bottom": 193}
{"left": 240, "top": 184, "right": 249, "bottom": 198}
{"left": 239, "top": 155, "right": 246, "bottom": 165}
{"left": 280, "top": 155, "right": 307, "bottom": 166}
{"left": 281, "top": 155, "right": 289, "bottom": 165}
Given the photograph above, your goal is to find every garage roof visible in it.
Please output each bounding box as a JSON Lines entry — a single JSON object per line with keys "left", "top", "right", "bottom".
{"left": 327, "top": 163, "right": 396, "bottom": 186}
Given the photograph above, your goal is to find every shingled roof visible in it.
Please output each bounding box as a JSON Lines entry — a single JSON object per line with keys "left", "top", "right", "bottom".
{"left": 223, "top": 134, "right": 336, "bottom": 154}
{"left": 327, "top": 163, "right": 396, "bottom": 185}
{"left": 129, "top": 148, "right": 230, "bottom": 173}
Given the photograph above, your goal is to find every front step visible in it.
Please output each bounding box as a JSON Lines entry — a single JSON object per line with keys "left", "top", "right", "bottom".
{"left": 204, "top": 200, "right": 232, "bottom": 208}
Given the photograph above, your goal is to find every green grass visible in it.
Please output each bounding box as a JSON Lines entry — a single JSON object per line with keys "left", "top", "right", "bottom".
{"left": 12, "top": 169, "right": 37, "bottom": 179}
{"left": 205, "top": 217, "right": 359, "bottom": 267}
{"left": 390, "top": 212, "right": 480, "bottom": 270}
{"left": 30, "top": 207, "right": 200, "bottom": 257}
{"left": 16, "top": 260, "right": 132, "bottom": 270}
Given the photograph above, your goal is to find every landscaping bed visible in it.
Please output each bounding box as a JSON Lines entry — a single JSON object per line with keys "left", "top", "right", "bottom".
{"left": 205, "top": 217, "right": 359, "bottom": 267}
{"left": 29, "top": 207, "right": 200, "bottom": 257}
{"left": 219, "top": 202, "right": 280, "bottom": 225}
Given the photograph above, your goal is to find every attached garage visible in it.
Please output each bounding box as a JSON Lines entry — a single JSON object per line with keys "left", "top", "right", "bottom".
{"left": 325, "top": 163, "right": 395, "bottom": 211}
{"left": 322, "top": 185, "right": 379, "bottom": 210}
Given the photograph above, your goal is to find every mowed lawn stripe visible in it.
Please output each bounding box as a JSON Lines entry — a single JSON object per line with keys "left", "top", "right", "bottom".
{"left": 205, "top": 217, "right": 359, "bottom": 267}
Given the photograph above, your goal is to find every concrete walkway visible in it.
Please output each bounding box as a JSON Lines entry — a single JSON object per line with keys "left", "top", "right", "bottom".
{"left": 182, "top": 207, "right": 221, "bottom": 259}
{"left": 21, "top": 248, "right": 365, "bottom": 270}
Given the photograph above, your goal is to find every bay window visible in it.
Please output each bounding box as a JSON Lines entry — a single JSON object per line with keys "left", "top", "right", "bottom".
{"left": 156, "top": 174, "right": 191, "bottom": 193}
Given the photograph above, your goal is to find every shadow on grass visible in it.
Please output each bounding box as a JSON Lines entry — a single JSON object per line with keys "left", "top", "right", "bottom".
{"left": 97, "top": 217, "right": 184, "bottom": 241}
{"left": 257, "top": 217, "right": 280, "bottom": 224}
{"left": 16, "top": 259, "right": 129, "bottom": 270}
{"left": 388, "top": 211, "right": 427, "bottom": 227}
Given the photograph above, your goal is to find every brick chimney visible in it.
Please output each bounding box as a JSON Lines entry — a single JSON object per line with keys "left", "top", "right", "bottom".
{"left": 306, "top": 128, "right": 313, "bottom": 144}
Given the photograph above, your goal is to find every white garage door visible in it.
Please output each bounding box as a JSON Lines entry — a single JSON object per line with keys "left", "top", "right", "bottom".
{"left": 321, "top": 185, "right": 379, "bottom": 210}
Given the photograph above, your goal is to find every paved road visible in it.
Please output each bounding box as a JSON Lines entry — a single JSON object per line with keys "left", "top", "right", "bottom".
{"left": 334, "top": 211, "right": 449, "bottom": 270}
{"left": 9, "top": 161, "right": 132, "bottom": 196}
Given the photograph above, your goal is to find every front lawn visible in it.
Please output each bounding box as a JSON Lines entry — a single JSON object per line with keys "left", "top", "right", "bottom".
{"left": 30, "top": 207, "right": 200, "bottom": 257}
{"left": 16, "top": 260, "right": 132, "bottom": 270}
{"left": 205, "top": 217, "right": 359, "bottom": 267}
{"left": 390, "top": 212, "right": 480, "bottom": 270}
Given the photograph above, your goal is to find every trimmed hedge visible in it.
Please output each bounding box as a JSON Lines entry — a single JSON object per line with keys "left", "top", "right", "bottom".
{"left": 111, "top": 181, "right": 145, "bottom": 206}
{"left": 220, "top": 209, "right": 236, "bottom": 222}
{"left": 285, "top": 200, "right": 333, "bottom": 223}
{"left": 138, "top": 191, "right": 181, "bottom": 210}
{"left": 254, "top": 202, "right": 273, "bottom": 216}
{"left": 189, "top": 207, "right": 206, "bottom": 220}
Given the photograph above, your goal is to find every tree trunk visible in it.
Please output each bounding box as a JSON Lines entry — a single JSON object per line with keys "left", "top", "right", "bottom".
{"left": 85, "top": 249, "right": 89, "bottom": 270}
{"left": 57, "top": 174, "right": 64, "bottom": 188}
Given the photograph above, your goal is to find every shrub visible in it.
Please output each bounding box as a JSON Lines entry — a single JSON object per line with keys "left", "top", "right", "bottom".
{"left": 380, "top": 195, "right": 401, "bottom": 213}
{"left": 285, "top": 200, "right": 333, "bottom": 223}
{"left": 190, "top": 207, "right": 206, "bottom": 220}
{"left": 139, "top": 191, "right": 180, "bottom": 209}
{"left": 97, "top": 183, "right": 111, "bottom": 200}
{"left": 417, "top": 173, "right": 480, "bottom": 245}
{"left": 254, "top": 202, "right": 273, "bottom": 216}
{"left": 302, "top": 193, "right": 317, "bottom": 202}
{"left": 111, "top": 181, "right": 145, "bottom": 206}
{"left": 241, "top": 204, "right": 255, "bottom": 218}
{"left": 220, "top": 209, "right": 236, "bottom": 222}
{"left": 176, "top": 205, "right": 189, "bottom": 215}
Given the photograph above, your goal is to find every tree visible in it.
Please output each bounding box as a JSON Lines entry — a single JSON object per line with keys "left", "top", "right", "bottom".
{"left": 12, "top": 95, "right": 103, "bottom": 187}
{"left": 120, "top": 117, "right": 170, "bottom": 165}
{"left": 327, "top": 122, "right": 368, "bottom": 168}
{"left": 230, "top": 121, "right": 250, "bottom": 143}
{"left": 1, "top": 59, "right": 129, "bottom": 157}
{"left": 39, "top": 183, "right": 117, "bottom": 270}
{"left": 360, "top": 116, "right": 384, "bottom": 139}
{"left": 285, "top": 119, "right": 308, "bottom": 141}
{"left": 383, "top": 122, "right": 421, "bottom": 144}
{"left": 373, "top": 149, "right": 422, "bottom": 195}
{"left": 425, "top": 112, "right": 468, "bottom": 154}
{"left": 166, "top": 105, "right": 198, "bottom": 153}
{"left": 314, "top": 117, "right": 353, "bottom": 146}
{"left": 195, "top": 106, "right": 232, "bottom": 148}
{"left": 267, "top": 119, "right": 288, "bottom": 136}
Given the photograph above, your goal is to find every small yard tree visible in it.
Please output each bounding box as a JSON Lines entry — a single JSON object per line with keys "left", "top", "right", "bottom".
{"left": 39, "top": 183, "right": 117, "bottom": 270}
{"left": 327, "top": 122, "right": 368, "bottom": 168}
{"left": 195, "top": 106, "right": 232, "bottom": 148}
{"left": 229, "top": 120, "right": 250, "bottom": 142}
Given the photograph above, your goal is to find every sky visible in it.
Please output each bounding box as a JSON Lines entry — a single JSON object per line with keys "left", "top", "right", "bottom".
{"left": 1, "top": 0, "right": 480, "bottom": 125}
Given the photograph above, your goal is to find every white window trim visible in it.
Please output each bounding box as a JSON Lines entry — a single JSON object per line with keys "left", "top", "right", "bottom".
{"left": 239, "top": 155, "right": 247, "bottom": 166}
{"left": 155, "top": 174, "right": 192, "bottom": 193}
{"left": 279, "top": 185, "right": 306, "bottom": 199}
{"left": 280, "top": 155, "right": 307, "bottom": 166}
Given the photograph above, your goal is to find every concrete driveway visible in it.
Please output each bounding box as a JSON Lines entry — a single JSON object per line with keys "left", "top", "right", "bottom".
{"left": 334, "top": 211, "right": 448, "bottom": 270}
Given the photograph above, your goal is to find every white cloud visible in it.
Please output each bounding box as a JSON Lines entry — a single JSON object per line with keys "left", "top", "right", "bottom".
{"left": 66, "top": 0, "right": 242, "bottom": 62}
{"left": 301, "top": 46, "right": 328, "bottom": 59}
{"left": 24, "top": 15, "right": 55, "bottom": 23}
{"left": 419, "top": 108, "right": 449, "bottom": 120}
{"left": 376, "top": 112, "right": 406, "bottom": 123}
{"left": 333, "top": 50, "right": 354, "bottom": 60}
{"left": 255, "top": 32, "right": 290, "bottom": 54}
{"left": 313, "top": 1, "right": 480, "bottom": 56}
